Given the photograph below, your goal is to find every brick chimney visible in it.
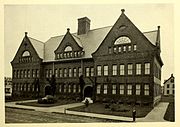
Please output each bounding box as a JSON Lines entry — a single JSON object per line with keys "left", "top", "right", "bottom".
{"left": 77, "top": 17, "right": 91, "bottom": 35}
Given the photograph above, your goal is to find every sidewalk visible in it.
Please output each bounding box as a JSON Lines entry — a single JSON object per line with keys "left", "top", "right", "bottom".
{"left": 5, "top": 100, "right": 169, "bottom": 122}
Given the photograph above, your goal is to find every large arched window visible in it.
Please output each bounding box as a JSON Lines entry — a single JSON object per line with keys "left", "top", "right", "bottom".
{"left": 22, "top": 51, "right": 30, "bottom": 57}
{"left": 64, "top": 46, "right": 73, "bottom": 52}
{"left": 114, "top": 36, "right": 131, "bottom": 45}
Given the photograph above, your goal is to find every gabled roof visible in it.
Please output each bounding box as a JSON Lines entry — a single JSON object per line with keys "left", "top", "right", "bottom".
{"left": 164, "top": 74, "right": 174, "bottom": 84}
{"left": 29, "top": 37, "right": 44, "bottom": 59}
{"left": 44, "top": 26, "right": 112, "bottom": 62}
{"left": 43, "top": 25, "right": 159, "bottom": 62}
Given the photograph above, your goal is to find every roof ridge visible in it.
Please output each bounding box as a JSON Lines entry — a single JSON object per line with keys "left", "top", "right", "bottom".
{"left": 143, "top": 30, "right": 157, "bottom": 34}
{"left": 29, "top": 37, "right": 44, "bottom": 44}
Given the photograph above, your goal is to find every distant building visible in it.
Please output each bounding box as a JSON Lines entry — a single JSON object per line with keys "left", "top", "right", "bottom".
{"left": 163, "top": 74, "right": 175, "bottom": 95}
{"left": 5, "top": 77, "right": 12, "bottom": 97}
{"left": 11, "top": 9, "right": 163, "bottom": 107}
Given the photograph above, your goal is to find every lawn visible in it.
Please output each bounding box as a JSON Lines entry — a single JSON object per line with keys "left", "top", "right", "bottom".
{"left": 16, "top": 99, "right": 79, "bottom": 107}
{"left": 68, "top": 102, "right": 152, "bottom": 118}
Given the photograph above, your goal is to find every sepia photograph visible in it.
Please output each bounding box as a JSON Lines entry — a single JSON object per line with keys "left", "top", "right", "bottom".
{"left": 3, "top": 3, "right": 175, "bottom": 125}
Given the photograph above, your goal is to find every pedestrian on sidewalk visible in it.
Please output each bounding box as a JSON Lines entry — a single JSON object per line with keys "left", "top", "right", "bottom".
{"left": 132, "top": 108, "right": 136, "bottom": 122}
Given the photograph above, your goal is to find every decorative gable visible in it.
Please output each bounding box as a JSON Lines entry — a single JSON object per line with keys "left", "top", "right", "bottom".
{"left": 92, "top": 9, "right": 156, "bottom": 57}
{"left": 54, "top": 28, "right": 84, "bottom": 60}
{"left": 11, "top": 32, "right": 42, "bottom": 64}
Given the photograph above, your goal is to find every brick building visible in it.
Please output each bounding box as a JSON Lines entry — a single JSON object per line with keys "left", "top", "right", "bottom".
{"left": 11, "top": 9, "right": 163, "bottom": 106}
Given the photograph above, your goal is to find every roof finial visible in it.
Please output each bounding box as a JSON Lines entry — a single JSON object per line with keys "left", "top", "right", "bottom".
{"left": 25, "top": 32, "right": 28, "bottom": 36}
{"left": 67, "top": 28, "right": 70, "bottom": 32}
{"left": 121, "top": 9, "right": 125, "bottom": 13}
{"left": 158, "top": 26, "right": 160, "bottom": 30}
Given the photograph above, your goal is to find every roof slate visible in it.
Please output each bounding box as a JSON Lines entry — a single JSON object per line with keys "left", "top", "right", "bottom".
{"left": 29, "top": 37, "right": 44, "bottom": 59}
{"left": 28, "top": 26, "right": 158, "bottom": 62}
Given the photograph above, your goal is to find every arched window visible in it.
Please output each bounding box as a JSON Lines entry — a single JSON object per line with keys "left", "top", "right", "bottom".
{"left": 64, "top": 46, "right": 72, "bottom": 52}
{"left": 114, "top": 36, "right": 131, "bottom": 45}
{"left": 22, "top": 51, "right": 30, "bottom": 57}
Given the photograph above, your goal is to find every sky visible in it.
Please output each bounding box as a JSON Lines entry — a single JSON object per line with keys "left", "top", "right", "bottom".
{"left": 4, "top": 4, "right": 174, "bottom": 84}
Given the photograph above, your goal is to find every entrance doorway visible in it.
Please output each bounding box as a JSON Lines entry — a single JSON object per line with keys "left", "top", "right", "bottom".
{"left": 83, "top": 86, "right": 93, "bottom": 98}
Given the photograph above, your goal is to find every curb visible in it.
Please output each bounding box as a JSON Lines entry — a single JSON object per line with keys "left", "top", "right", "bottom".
{"left": 5, "top": 106, "right": 35, "bottom": 111}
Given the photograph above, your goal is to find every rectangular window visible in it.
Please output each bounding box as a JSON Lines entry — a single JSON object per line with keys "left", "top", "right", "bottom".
{"left": 90, "top": 67, "right": 94, "bottom": 77}
{"left": 136, "top": 64, "right": 141, "bottom": 75}
{"left": 112, "top": 65, "right": 117, "bottom": 76}
{"left": 108, "top": 47, "right": 112, "bottom": 54}
{"left": 127, "top": 84, "right": 132, "bottom": 95}
{"left": 167, "top": 90, "right": 169, "bottom": 94}
{"left": 123, "top": 46, "right": 126, "bottom": 52}
{"left": 28, "top": 84, "right": 30, "bottom": 91}
{"left": 119, "top": 84, "right": 124, "bottom": 95}
{"left": 97, "top": 85, "right": 101, "bottom": 94}
{"left": 86, "top": 67, "right": 90, "bottom": 77}
{"left": 128, "top": 45, "right": 131, "bottom": 51}
{"left": 59, "top": 85, "right": 62, "bottom": 93}
{"left": 113, "top": 47, "right": 117, "bottom": 53}
{"left": 49, "top": 69, "right": 52, "bottom": 78}
{"left": 73, "top": 84, "right": 76, "bottom": 93}
{"left": 36, "top": 69, "right": 39, "bottom": 78}
{"left": 64, "top": 84, "right": 67, "bottom": 93}
{"left": 24, "top": 70, "right": 27, "bottom": 78}
{"left": 103, "top": 65, "right": 108, "bottom": 76}
{"left": 69, "top": 68, "right": 72, "bottom": 77}
{"left": 21, "top": 70, "right": 23, "bottom": 78}
{"left": 78, "top": 67, "right": 82, "bottom": 77}
{"left": 144, "top": 84, "right": 149, "bottom": 95}
{"left": 17, "top": 70, "right": 20, "bottom": 78}
{"left": 59, "top": 69, "right": 63, "bottom": 77}
{"left": 136, "top": 84, "right": 141, "bottom": 95}
{"left": 128, "top": 64, "right": 133, "bottom": 75}
{"left": 64, "top": 68, "right": 67, "bottom": 77}
{"left": 55, "top": 69, "right": 58, "bottom": 78}
{"left": 103, "top": 84, "right": 108, "bottom": 94}
{"left": 134, "top": 44, "right": 137, "bottom": 51}
{"left": 167, "top": 84, "right": 169, "bottom": 88}
{"left": 112, "top": 84, "right": 116, "bottom": 94}
{"left": 73, "top": 68, "right": 77, "bottom": 77}
{"left": 68, "top": 85, "right": 71, "bottom": 93}
{"left": 97, "top": 66, "right": 102, "bottom": 76}
{"left": 118, "top": 46, "right": 121, "bottom": 52}
{"left": 27, "top": 70, "right": 30, "bottom": 78}
{"left": 120, "top": 64, "right": 125, "bottom": 75}
{"left": 32, "top": 69, "right": 36, "bottom": 78}
{"left": 145, "top": 63, "right": 150, "bottom": 74}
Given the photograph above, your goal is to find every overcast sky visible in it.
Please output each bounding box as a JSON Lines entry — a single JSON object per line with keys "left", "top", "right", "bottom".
{"left": 4, "top": 4, "right": 174, "bottom": 84}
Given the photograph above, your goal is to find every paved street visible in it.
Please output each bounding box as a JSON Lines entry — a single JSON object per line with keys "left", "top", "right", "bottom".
{"left": 5, "top": 107, "right": 120, "bottom": 123}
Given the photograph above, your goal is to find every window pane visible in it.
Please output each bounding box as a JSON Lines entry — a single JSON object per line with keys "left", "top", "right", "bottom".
{"left": 73, "top": 68, "right": 77, "bottom": 77}
{"left": 90, "top": 68, "right": 94, "bottom": 77}
{"left": 120, "top": 64, "right": 125, "bottom": 75}
{"left": 128, "top": 64, "right": 133, "bottom": 75}
{"left": 136, "top": 84, "right": 141, "bottom": 95}
{"left": 145, "top": 63, "right": 150, "bottom": 74}
{"left": 69, "top": 68, "right": 72, "bottom": 77}
{"left": 136, "top": 64, "right": 141, "bottom": 75}
{"left": 97, "top": 66, "right": 102, "bottom": 76}
{"left": 112, "top": 65, "right": 117, "bottom": 76}
{"left": 97, "top": 85, "right": 101, "bottom": 94}
{"left": 144, "top": 84, "right": 149, "bottom": 95}
{"left": 78, "top": 67, "right": 82, "bottom": 77}
{"left": 103, "top": 65, "right": 108, "bottom": 76}
{"left": 86, "top": 67, "right": 90, "bottom": 77}
{"left": 112, "top": 84, "right": 116, "bottom": 94}
{"left": 120, "top": 84, "right": 124, "bottom": 95}
{"left": 127, "top": 84, "right": 132, "bottom": 95}
{"left": 104, "top": 84, "right": 108, "bottom": 94}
